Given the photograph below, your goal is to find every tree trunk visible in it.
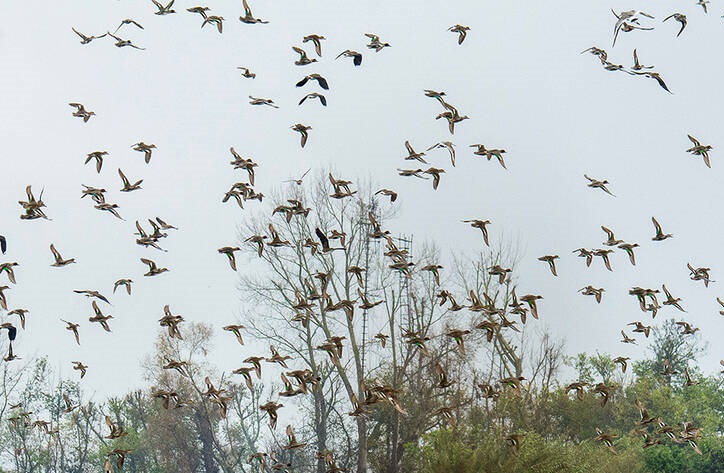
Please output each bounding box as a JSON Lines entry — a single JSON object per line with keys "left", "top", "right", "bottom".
{"left": 315, "top": 389, "right": 328, "bottom": 473}
{"left": 357, "top": 416, "right": 368, "bottom": 473}
{"left": 195, "top": 408, "right": 219, "bottom": 473}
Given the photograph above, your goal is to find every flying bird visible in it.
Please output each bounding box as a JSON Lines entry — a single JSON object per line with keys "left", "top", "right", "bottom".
{"left": 113, "top": 279, "right": 133, "bottom": 295}
{"left": 336, "top": 50, "right": 362, "bottom": 66}
{"left": 218, "top": 247, "right": 240, "bottom": 271}
{"left": 686, "top": 134, "right": 712, "bottom": 168}
{"left": 249, "top": 96, "right": 278, "bottom": 108}
{"left": 296, "top": 73, "right": 329, "bottom": 89}
{"left": 152, "top": 0, "right": 176, "bottom": 15}
{"left": 584, "top": 174, "right": 615, "bottom": 196}
{"left": 302, "top": 34, "right": 325, "bottom": 56}
{"left": 427, "top": 141, "right": 456, "bottom": 166}
{"left": 632, "top": 49, "right": 654, "bottom": 70}
{"left": 448, "top": 24, "right": 470, "bottom": 44}
{"left": 663, "top": 13, "right": 687, "bottom": 36}
{"left": 463, "top": 219, "right": 491, "bottom": 246}
{"left": 114, "top": 19, "right": 144, "bottom": 32}
{"left": 239, "top": 0, "right": 268, "bottom": 23}
{"left": 107, "top": 32, "right": 145, "bottom": 50}
{"left": 651, "top": 217, "right": 673, "bottom": 241}
{"left": 187, "top": 6, "right": 210, "bottom": 18}
{"left": 50, "top": 244, "right": 76, "bottom": 267}
{"left": 118, "top": 169, "right": 142, "bottom": 192}
{"left": 132, "top": 142, "right": 156, "bottom": 163}
{"left": 201, "top": 15, "right": 224, "bottom": 33}
{"left": 292, "top": 46, "right": 317, "bottom": 66}
{"left": 291, "top": 124, "right": 312, "bottom": 147}
{"left": 72, "top": 28, "right": 107, "bottom": 44}
{"left": 365, "top": 33, "right": 391, "bottom": 51}
{"left": 298, "top": 93, "right": 326, "bottom": 106}
{"left": 237, "top": 67, "right": 256, "bottom": 78}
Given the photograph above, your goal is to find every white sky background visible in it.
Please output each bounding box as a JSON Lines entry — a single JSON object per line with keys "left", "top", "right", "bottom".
{"left": 0, "top": 0, "right": 723, "bottom": 398}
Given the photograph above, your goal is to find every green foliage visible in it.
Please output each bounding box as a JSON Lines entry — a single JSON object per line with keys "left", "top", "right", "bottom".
{"left": 404, "top": 428, "right": 645, "bottom": 473}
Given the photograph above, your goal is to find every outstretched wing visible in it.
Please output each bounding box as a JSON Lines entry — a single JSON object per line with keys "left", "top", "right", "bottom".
{"left": 315, "top": 227, "right": 330, "bottom": 250}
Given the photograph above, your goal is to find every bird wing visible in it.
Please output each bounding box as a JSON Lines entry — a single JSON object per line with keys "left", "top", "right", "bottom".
{"left": 652, "top": 74, "right": 671, "bottom": 93}
{"left": 295, "top": 76, "right": 309, "bottom": 88}
{"left": 315, "top": 228, "right": 330, "bottom": 250}
{"left": 118, "top": 168, "right": 129, "bottom": 186}
{"left": 0, "top": 235, "right": 5, "bottom": 254}
{"left": 688, "top": 135, "right": 700, "bottom": 146}
{"left": 316, "top": 76, "right": 329, "bottom": 89}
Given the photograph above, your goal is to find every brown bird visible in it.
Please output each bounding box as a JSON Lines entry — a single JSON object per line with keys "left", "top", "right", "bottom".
{"left": 88, "top": 301, "right": 113, "bottom": 332}
{"left": 69, "top": 102, "right": 95, "bottom": 122}
{"left": 50, "top": 244, "right": 76, "bottom": 267}
{"left": 427, "top": 141, "right": 456, "bottom": 166}
{"left": 565, "top": 382, "right": 588, "bottom": 401}
{"left": 218, "top": 246, "right": 241, "bottom": 271}
{"left": 335, "top": 50, "right": 362, "bottom": 66}
{"left": 423, "top": 167, "right": 445, "bottom": 189}
{"left": 259, "top": 401, "right": 283, "bottom": 429}
{"left": 628, "top": 321, "right": 651, "bottom": 338}
{"left": 72, "top": 361, "right": 88, "bottom": 379}
{"left": 223, "top": 324, "right": 246, "bottom": 345}
{"left": 592, "top": 248, "right": 614, "bottom": 271}
{"left": 132, "top": 142, "right": 156, "bottom": 163}
{"left": 141, "top": 258, "right": 168, "bottom": 276}
{"left": 298, "top": 93, "right": 326, "bottom": 106}
{"left": 463, "top": 219, "right": 491, "bottom": 246}
{"left": 283, "top": 424, "right": 308, "bottom": 450}
{"left": 291, "top": 123, "right": 312, "bottom": 147}
{"left": 663, "top": 13, "right": 687, "bottom": 37}
{"left": 6, "top": 309, "right": 27, "bottom": 329}
{"left": 675, "top": 321, "right": 699, "bottom": 335}
{"left": 187, "top": 6, "right": 210, "bottom": 18}
{"left": 239, "top": 0, "right": 268, "bottom": 24}
{"left": 538, "top": 255, "right": 559, "bottom": 276}
{"left": 448, "top": 24, "right": 470, "bottom": 44}
{"left": 617, "top": 242, "right": 639, "bottom": 265}
{"left": 579, "top": 285, "right": 605, "bottom": 303}
{"left": 118, "top": 169, "right": 142, "bottom": 192}
{"left": 104, "top": 415, "right": 128, "bottom": 439}
{"left": 62, "top": 319, "right": 80, "bottom": 345}
{"left": 152, "top": 0, "right": 176, "bottom": 15}
{"left": 85, "top": 151, "right": 108, "bottom": 174}
{"left": 651, "top": 216, "right": 673, "bottom": 241}
{"left": 249, "top": 96, "right": 278, "bottom": 108}
{"left": 403, "top": 140, "right": 427, "bottom": 163}
{"left": 686, "top": 134, "right": 713, "bottom": 168}
{"left": 584, "top": 174, "right": 615, "bottom": 196}
{"left": 375, "top": 188, "right": 397, "bottom": 203}
{"left": 620, "top": 330, "right": 637, "bottom": 344}
{"left": 292, "top": 46, "right": 317, "bottom": 65}
{"left": 113, "top": 279, "right": 132, "bottom": 295}
{"left": 613, "top": 356, "right": 630, "bottom": 373}
{"left": 302, "top": 34, "right": 325, "bottom": 56}
{"left": 201, "top": 15, "right": 224, "bottom": 33}
{"left": 0, "top": 262, "right": 19, "bottom": 284}
{"left": 71, "top": 28, "right": 107, "bottom": 44}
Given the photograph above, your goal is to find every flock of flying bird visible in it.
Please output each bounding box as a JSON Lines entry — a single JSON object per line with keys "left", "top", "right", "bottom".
{"left": 1, "top": 1, "right": 724, "bottom": 470}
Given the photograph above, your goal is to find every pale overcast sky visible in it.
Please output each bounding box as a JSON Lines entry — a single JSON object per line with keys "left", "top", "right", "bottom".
{"left": 1, "top": 0, "right": 723, "bottom": 397}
